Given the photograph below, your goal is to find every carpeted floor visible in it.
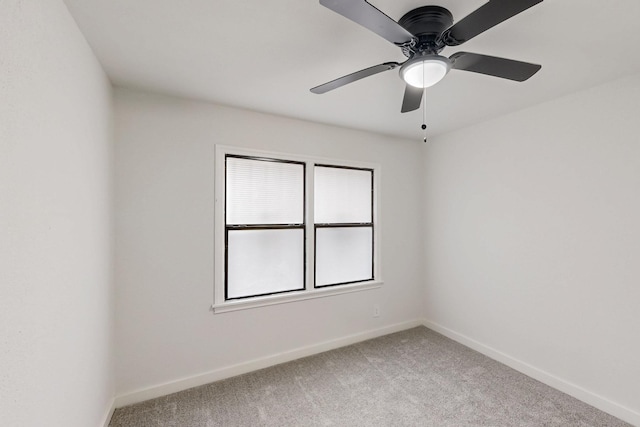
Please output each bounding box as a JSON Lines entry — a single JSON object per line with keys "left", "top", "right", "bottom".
{"left": 109, "top": 327, "right": 630, "bottom": 426}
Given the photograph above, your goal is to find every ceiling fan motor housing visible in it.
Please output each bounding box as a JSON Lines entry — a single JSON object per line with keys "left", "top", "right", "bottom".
{"left": 398, "top": 6, "right": 454, "bottom": 56}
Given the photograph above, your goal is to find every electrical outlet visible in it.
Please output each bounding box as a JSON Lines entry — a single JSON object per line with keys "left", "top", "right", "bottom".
{"left": 373, "top": 304, "right": 380, "bottom": 318}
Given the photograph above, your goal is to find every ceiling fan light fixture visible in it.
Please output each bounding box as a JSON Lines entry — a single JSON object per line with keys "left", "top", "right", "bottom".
{"left": 400, "top": 55, "right": 451, "bottom": 88}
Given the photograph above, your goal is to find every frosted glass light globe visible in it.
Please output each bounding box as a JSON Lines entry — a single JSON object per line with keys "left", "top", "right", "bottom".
{"left": 400, "top": 55, "right": 451, "bottom": 88}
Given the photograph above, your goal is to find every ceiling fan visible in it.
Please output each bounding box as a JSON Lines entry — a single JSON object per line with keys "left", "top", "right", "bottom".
{"left": 310, "top": 0, "right": 543, "bottom": 113}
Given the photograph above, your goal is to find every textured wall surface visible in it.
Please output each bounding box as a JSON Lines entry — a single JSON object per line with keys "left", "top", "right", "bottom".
{"left": 423, "top": 73, "right": 640, "bottom": 425}
{"left": 0, "top": 1, "right": 114, "bottom": 426}
{"left": 113, "top": 88, "right": 425, "bottom": 397}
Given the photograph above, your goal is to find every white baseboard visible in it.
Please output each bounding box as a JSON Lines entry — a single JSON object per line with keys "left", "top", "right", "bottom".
{"left": 422, "top": 319, "right": 640, "bottom": 426}
{"left": 114, "top": 319, "right": 422, "bottom": 408}
{"left": 100, "top": 397, "right": 115, "bottom": 427}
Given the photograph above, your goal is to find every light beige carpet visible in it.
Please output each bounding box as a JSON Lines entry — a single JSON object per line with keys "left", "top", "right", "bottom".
{"left": 110, "top": 327, "right": 630, "bottom": 426}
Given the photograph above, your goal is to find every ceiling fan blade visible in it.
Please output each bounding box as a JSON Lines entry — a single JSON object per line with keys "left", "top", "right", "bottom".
{"left": 401, "top": 85, "right": 423, "bottom": 113}
{"left": 442, "top": 0, "right": 543, "bottom": 46}
{"left": 450, "top": 52, "right": 541, "bottom": 82}
{"left": 319, "top": 0, "right": 415, "bottom": 46}
{"left": 310, "top": 62, "right": 400, "bottom": 94}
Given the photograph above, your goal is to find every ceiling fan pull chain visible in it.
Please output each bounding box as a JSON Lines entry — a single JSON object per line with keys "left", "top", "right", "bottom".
{"left": 422, "top": 82, "right": 428, "bottom": 143}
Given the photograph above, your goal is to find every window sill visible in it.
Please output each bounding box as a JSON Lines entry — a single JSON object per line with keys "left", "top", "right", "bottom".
{"left": 212, "top": 280, "right": 383, "bottom": 314}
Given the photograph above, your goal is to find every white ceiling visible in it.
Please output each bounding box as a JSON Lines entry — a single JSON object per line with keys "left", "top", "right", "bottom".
{"left": 64, "top": 0, "right": 640, "bottom": 140}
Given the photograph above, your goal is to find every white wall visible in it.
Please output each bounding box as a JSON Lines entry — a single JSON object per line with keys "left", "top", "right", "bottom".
{"left": 0, "top": 1, "right": 114, "bottom": 426}
{"left": 113, "top": 88, "right": 425, "bottom": 399}
{"left": 423, "top": 73, "right": 640, "bottom": 424}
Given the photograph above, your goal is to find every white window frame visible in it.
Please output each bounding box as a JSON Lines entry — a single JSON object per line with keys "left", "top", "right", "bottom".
{"left": 213, "top": 145, "right": 382, "bottom": 313}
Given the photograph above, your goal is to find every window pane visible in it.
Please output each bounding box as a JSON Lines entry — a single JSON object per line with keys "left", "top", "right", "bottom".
{"left": 315, "top": 166, "right": 372, "bottom": 224}
{"left": 315, "top": 226, "right": 372, "bottom": 287}
{"left": 227, "top": 228, "right": 304, "bottom": 299}
{"left": 227, "top": 157, "right": 304, "bottom": 225}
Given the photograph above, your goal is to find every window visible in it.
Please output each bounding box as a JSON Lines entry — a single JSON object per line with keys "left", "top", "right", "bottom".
{"left": 225, "top": 156, "right": 305, "bottom": 299}
{"left": 314, "top": 165, "right": 374, "bottom": 287}
{"left": 214, "top": 146, "right": 381, "bottom": 312}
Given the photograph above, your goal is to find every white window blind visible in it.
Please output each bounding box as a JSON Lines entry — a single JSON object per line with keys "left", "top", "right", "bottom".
{"left": 226, "top": 157, "right": 304, "bottom": 225}
{"left": 314, "top": 166, "right": 372, "bottom": 223}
